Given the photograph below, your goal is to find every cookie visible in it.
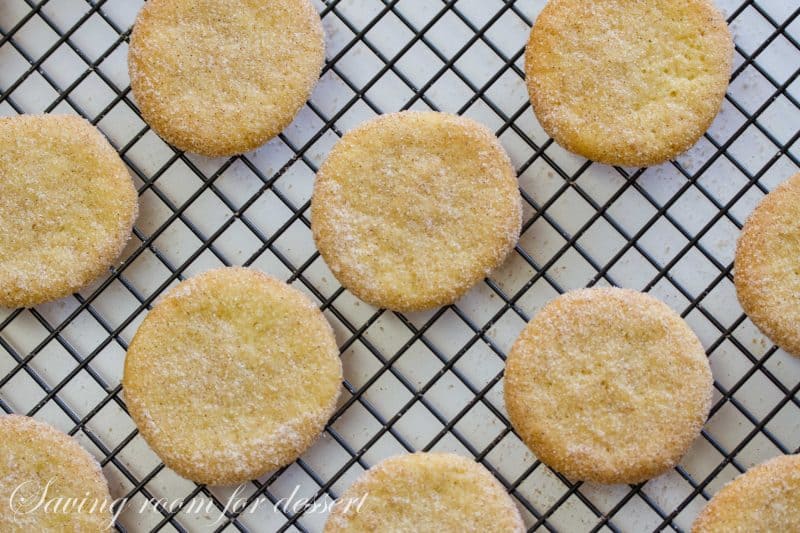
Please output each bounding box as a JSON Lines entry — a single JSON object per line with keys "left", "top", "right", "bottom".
{"left": 693, "top": 454, "right": 800, "bottom": 532}
{"left": 311, "top": 111, "right": 522, "bottom": 312}
{"left": 123, "top": 267, "right": 342, "bottom": 485}
{"left": 128, "top": 0, "right": 325, "bottom": 157}
{"left": 525, "top": 0, "right": 733, "bottom": 167}
{"left": 0, "top": 415, "right": 113, "bottom": 531}
{"left": 504, "top": 287, "right": 713, "bottom": 484}
{"left": 0, "top": 114, "right": 138, "bottom": 308}
{"left": 324, "top": 452, "right": 524, "bottom": 532}
{"left": 735, "top": 173, "right": 800, "bottom": 357}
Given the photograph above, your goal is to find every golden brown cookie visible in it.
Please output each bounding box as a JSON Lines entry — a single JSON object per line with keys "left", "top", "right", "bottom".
{"left": 735, "top": 173, "right": 800, "bottom": 357}
{"left": 123, "top": 267, "right": 342, "bottom": 485}
{"left": 128, "top": 0, "right": 325, "bottom": 156}
{"left": 324, "top": 452, "right": 524, "bottom": 532}
{"left": 0, "top": 414, "right": 113, "bottom": 531}
{"left": 311, "top": 111, "right": 522, "bottom": 312}
{"left": 0, "top": 114, "right": 138, "bottom": 308}
{"left": 692, "top": 454, "right": 800, "bottom": 532}
{"left": 504, "top": 287, "right": 713, "bottom": 484}
{"left": 525, "top": 0, "right": 733, "bottom": 167}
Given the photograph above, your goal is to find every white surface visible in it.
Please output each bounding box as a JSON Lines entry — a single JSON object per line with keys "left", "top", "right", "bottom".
{"left": 1, "top": 0, "right": 799, "bottom": 532}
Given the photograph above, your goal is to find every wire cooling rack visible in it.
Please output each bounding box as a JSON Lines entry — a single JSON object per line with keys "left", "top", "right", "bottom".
{"left": 2, "top": 0, "right": 800, "bottom": 531}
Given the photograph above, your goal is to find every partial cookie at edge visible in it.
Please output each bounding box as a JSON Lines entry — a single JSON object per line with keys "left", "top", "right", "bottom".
{"left": 324, "top": 452, "right": 524, "bottom": 532}
{"left": 0, "top": 414, "right": 113, "bottom": 531}
{"left": 525, "top": 0, "right": 733, "bottom": 166}
{"left": 0, "top": 114, "right": 138, "bottom": 308}
{"left": 735, "top": 172, "right": 800, "bottom": 357}
{"left": 692, "top": 454, "right": 800, "bottom": 532}
{"left": 128, "top": 0, "right": 325, "bottom": 156}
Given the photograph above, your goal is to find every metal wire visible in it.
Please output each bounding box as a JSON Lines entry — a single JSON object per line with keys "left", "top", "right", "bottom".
{"left": 1, "top": 0, "right": 799, "bottom": 531}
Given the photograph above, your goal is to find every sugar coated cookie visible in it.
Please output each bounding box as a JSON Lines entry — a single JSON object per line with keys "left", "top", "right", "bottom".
{"left": 504, "top": 287, "right": 713, "bottom": 484}
{"left": 735, "top": 173, "right": 800, "bottom": 357}
{"left": 312, "top": 111, "right": 522, "bottom": 312}
{"left": 324, "top": 452, "right": 524, "bottom": 532}
{"left": 0, "top": 114, "right": 138, "bottom": 308}
{"left": 128, "top": 0, "right": 325, "bottom": 156}
{"left": 0, "top": 415, "right": 113, "bottom": 531}
{"left": 693, "top": 454, "right": 800, "bottom": 532}
{"left": 525, "top": 0, "right": 733, "bottom": 167}
{"left": 123, "top": 267, "right": 342, "bottom": 485}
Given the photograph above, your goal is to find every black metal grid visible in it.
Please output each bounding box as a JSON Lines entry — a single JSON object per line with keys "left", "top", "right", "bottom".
{"left": 1, "top": 0, "right": 799, "bottom": 531}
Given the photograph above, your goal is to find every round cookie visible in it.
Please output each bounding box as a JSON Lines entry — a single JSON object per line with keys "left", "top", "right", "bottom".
{"left": 128, "top": 0, "right": 325, "bottom": 157}
{"left": 324, "top": 452, "right": 524, "bottom": 532}
{"left": 693, "top": 454, "right": 800, "bottom": 532}
{"left": 0, "top": 114, "right": 138, "bottom": 308}
{"left": 123, "top": 267, "right": 342, "bottom": 485}
{"left": 735, "top": 173, "right": 800, "bottom": 357}
{"left": 504, "top": 287, "right": 713, "bottom": 484}
{"left": 312, "top": 111, "right": 522, "bottom": 312}
{"left": 525, "top": 0, "right": 733, "bottom": 167}
{"left": 0, "top": 415, "right": 113, "bottom": 531}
